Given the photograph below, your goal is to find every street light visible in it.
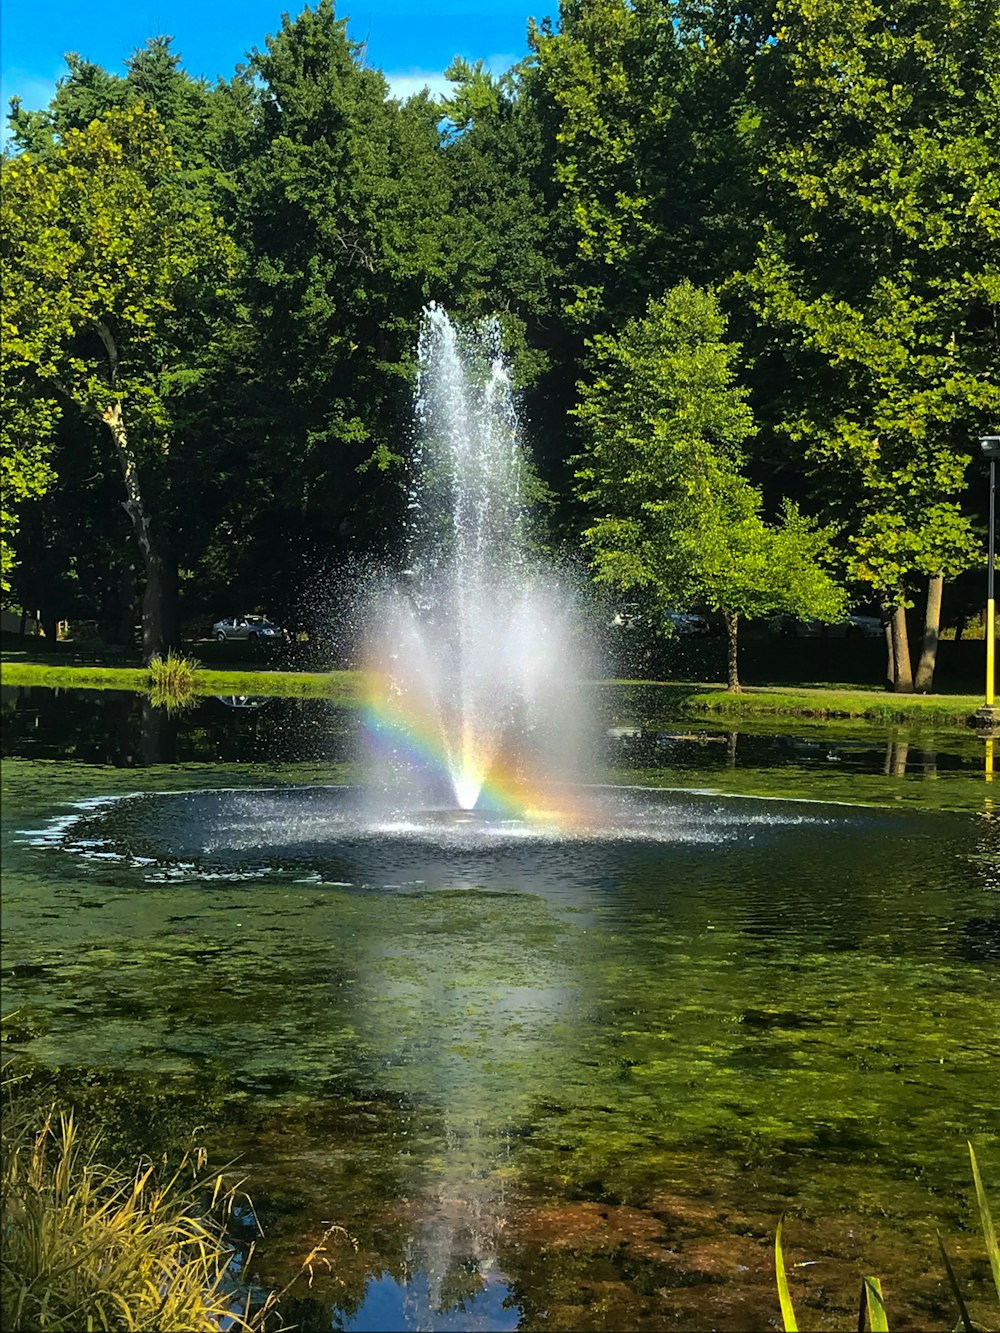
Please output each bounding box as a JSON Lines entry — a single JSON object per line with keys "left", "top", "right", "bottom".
{"left": 980, "top": 436, "right": 1000, "bottom": 712}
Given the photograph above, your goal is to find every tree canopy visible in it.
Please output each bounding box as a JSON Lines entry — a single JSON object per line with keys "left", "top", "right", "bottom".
{"left": 2, "top": 0, "right": 996, "bottom": 690}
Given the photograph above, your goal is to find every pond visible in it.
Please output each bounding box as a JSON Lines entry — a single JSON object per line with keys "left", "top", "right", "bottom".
{"left": 1, "top": 685, "right": 997, "bottom": 1331}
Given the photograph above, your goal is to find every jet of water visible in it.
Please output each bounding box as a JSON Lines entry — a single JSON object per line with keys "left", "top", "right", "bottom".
{"left": 363, "top": 305, "right": 595, "bottom": 818}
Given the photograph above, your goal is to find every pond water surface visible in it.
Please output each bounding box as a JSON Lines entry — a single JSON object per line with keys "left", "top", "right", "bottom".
{"left": 1, "top": 685, "right": 997, "bottom": 1331}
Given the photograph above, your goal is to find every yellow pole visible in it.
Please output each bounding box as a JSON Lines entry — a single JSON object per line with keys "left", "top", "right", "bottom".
{"left": 987, "top": 455, "right": 997, "bottom": 708}
{"left": 986, "top": 736, "right": 995, "bottom": 783}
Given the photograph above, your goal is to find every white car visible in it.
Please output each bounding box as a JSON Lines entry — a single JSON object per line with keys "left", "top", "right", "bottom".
{"left": 212, "top": 615, "right": 282, "bottom": 642}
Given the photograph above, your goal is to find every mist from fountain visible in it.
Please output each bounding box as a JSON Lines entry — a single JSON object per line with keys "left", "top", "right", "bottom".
{"left": 362, "top": 305, "right": 595, "bottom": 819}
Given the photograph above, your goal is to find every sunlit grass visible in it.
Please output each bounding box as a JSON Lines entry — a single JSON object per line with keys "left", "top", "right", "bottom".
{"left": 0, "top": 663, "right": 983, "bottom": 726}
{"left": 0, "top": 660, "right": 366, "bottom": 701}
{"left": 147, "top": 650, "right": 199, "bottom": 712}
{"left": 1, "top": 1104, "right": 270, "bottom": 1331}
{"left": 1, "top": 1047, "right": 352, "bottom": 1332}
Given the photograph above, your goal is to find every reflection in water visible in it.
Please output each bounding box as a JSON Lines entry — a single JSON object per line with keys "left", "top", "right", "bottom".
{"left": 0, "top": 686, "right": 352, "bottom": 766}
{"left": 342, "top": 1269, "right": 518, "bottom": 1332}
{"left": 2, "top": 689, "right": 997, "bottom": 1330}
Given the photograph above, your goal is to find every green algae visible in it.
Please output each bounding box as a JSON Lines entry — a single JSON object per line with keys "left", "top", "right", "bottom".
{"left": 2, "top": 689, "right": 999, "bottom": 1331}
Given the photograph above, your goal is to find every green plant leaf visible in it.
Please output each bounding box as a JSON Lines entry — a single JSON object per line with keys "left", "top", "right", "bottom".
{"left": 775, "top": 1214, "right": 799, "bottom": 1332}
{"left": 862, "top": 1275, "right": 889, "bottom": 1332}
{"left": 969, "top": 1141, "right": 1000, "bottom": 1303}
{"left": 938, "top": 1232, "right": 975, "bottom": 1333}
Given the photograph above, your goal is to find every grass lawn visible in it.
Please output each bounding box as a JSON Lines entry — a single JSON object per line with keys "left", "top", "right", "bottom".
{"left": 1, "top": 659, "right": 988, "bottom": 727}
{"left": 0, "top": 660, "right": 365, "bottom": 700}
{"left": 604, "top": 679, "right": 986, "bottom": 725}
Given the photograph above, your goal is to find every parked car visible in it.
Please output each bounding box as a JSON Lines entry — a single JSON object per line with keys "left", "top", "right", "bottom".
{"left": 609, "top": 604, "right": 644, "bottom": 630}
{"left": 768, "top": 613, "right": 884, "bottom": 639}
{"left": 211, "top": 615, "right": 282, "bottom": 642}
{"left": 665, "top": 610, "right": 711, "bottom": 637}
{"left": 844, "top": 614, "right": 884, "bottom": 639}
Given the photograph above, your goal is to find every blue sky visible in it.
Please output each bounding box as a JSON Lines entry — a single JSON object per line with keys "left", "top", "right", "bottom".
{"left": 1, "top": 0, "right": 545, "bottom": 122}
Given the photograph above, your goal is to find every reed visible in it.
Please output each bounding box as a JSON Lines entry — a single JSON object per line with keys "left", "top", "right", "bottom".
{"left": 775, "top": 1144, "right": 998, "bottom": 1332}
{"left": 0, "top": 1100, "right": 277, "bottom": 1331}
{"left": 146, "top": 650, "right": 199, "bottom": 712}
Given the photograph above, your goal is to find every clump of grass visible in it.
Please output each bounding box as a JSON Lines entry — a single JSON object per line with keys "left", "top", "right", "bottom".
{"left": 775, "top": 1143, "right": 999, "bottom": 1331}
{"left": 0, "top": 1096, "right": 276, "bottom": 1333}
{"left": 147, "top": 650, "right": 199, "bottom": 712}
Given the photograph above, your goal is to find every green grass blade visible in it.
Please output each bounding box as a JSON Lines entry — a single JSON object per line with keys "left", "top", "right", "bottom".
{"left": 775, "top": 1215, "right": 799, "bottom": 1332}
{"left": 938, "top": 1232, "right": 975, "bottom": 1333}
{"left": 969, "top": 1141, "right": 1000, "bottom": 1302}
{"left": 862, "top": 1276, "right": 889, "bottom": 1331}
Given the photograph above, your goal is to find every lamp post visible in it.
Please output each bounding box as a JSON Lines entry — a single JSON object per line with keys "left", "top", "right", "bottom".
{"left": 980, "top": 437, "right": 1000, "bottom": 715}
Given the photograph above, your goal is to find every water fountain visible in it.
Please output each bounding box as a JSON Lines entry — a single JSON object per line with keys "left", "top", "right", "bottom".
{"left": 15, "top": 306, "right": 965, "bottom": 1333}
{"left": 361, "top": 305, "right": 595, "bottom": 824}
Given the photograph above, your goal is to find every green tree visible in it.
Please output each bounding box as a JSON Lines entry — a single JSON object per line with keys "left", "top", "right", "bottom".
{"left": 530, "top": 0, "right": 682, "bottom": 327}
{"left": 0, "top": 351, "right": 58, "bottom": 595}
{"left": 574, "top": 283, "right": 845, "bottom": 688}
{"left": 200, "top": 0, "right": 457, "bottom": 633}
{"left": 744, "top": 0, "right": 1000, "bottom": 691}
{"left": 0, "top": 104, "right": 235, "bottom": 658}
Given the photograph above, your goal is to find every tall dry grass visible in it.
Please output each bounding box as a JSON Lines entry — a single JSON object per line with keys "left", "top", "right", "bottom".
{"left": 0, "top": 1098, "right": 276, "bottom": 1332}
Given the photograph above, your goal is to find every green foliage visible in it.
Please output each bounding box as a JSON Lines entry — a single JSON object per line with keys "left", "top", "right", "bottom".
{"left": 574, "top": 283, "right": 845, "bottom": 636}
{"left": 774, "top": 1215, "right": 798, "bottom": 1331}
{"left": 744, "top": 0, "right": 1000, "bottom": 605}
{"left": 146, "top": 650, "right": 199, "bottom": 711}
{"left": 531, "top": 0, "right": 683, "bottom": 325}
{"left": 1, "top": 104, "right": 234, "bottom": 431}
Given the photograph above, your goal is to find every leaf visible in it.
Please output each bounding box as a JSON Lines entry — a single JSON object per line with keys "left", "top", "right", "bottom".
{"left": 862, "top": 1275, "right": 889, "bottom": 1331}
{"left": 938, "top": 1232, "right": 975, "bottom": 1333}
{"left": 969, "top": 1141, "right": 1000, "bottom": 1303}
{"left": 775, "top": 1215, "right": 799, "bottom": 1332}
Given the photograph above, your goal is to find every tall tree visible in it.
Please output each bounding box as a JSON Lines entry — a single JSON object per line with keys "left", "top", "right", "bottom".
{"left": 744, "top": 0, "right": 1000, "bottom": 691}
{"left": 0, "top": 105, "right": 236, "bottom": 658}
{"left": 574, "top": 283, "right": 845, "bottom": 689}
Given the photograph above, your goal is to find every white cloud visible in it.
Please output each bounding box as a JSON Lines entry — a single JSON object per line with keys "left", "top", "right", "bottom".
{"left": 386, "top": 52, "right": 519, "bottom": 103}
{"left": 386, "top": 70, "right": 453, "bottom": 101}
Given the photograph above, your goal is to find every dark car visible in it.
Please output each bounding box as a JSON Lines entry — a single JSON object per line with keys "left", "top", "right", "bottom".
{"left": 665, "top": 610, "right": 711, "bottom": 637}
{"left": 211, "top": 615, "right": 282, "bottom": 642}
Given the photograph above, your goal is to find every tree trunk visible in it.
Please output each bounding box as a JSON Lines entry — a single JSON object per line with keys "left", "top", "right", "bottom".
{"left": 890, "top": 604, "right": 914, "bottom": 692}
{"left": 882, "top": 606, "right": 895, "bottom": 692}
{"left": 883, "top": 738, "right": 909, "bottom": 776}
{"left": 102, "top": 399, "right": 177, "bottom": 663}
{"left": 42, "top": 615, "right": 59, "bottom": 649}
{"left": 914, "top": 573, "right": 943, "bottom": 693}
{"left": 723, "top": 612, "right": 740, "bottom": 691}
{"left": 116, "top": 564, "right": 136, "bottom": 648}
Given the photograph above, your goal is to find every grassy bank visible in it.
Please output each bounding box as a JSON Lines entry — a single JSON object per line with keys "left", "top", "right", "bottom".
{"left": 2, "top": 660, "right": 987, "bottom": 726}
{"left": 1, "top": 660, "right": 365, "bottom": 700}
{"left": 609, "top": 679, "right": 985, "bottom": 725}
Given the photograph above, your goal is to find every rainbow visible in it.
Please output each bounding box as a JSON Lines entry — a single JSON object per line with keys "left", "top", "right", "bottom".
{"left": 361, "top": 669, "right": 583, "bottom": 825}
